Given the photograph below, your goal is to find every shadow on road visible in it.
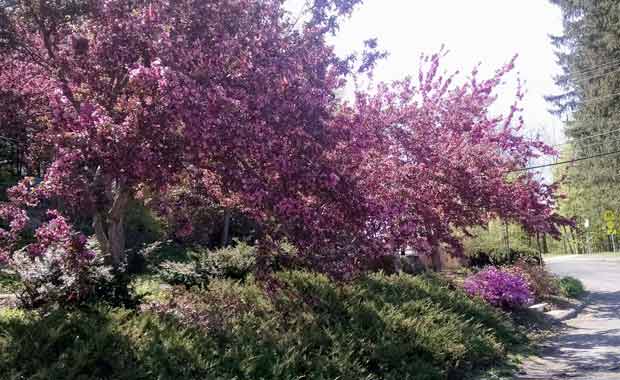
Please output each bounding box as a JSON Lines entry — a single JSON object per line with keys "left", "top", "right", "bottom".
{"left": 583, "top": 291, "right": 620, "bottom": 320}
{"left": 519, "top": 290, "right": 620, "bottom": 378}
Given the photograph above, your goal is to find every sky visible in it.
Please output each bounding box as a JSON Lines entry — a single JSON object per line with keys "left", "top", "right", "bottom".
{"left": 286, "top": 0, "right": 567, "bottom": 146}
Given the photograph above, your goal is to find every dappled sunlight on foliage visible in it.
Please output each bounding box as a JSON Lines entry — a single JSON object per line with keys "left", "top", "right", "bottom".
{"left": 0, "top": 0, "right": 570, "bottom": 278}
{"left": 1, "top": 272, "right": 527, "bottom": 379}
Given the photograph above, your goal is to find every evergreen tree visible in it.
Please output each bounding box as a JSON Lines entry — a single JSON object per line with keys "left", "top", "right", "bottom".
{"left": 549, "top": 0, "right": 620, "bottom": 250}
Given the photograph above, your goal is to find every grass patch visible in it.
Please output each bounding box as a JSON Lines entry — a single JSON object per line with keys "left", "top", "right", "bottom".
{"left": 0, "top": 271, "right": 535, "bottom": 380}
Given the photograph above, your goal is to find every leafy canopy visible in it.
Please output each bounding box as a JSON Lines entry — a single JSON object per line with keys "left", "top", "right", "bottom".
{"left": 0, "top": 0, "right": 568, "bottom": 276}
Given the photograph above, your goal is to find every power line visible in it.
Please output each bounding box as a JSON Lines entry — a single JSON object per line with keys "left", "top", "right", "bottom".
{"left": 554, "top": 127, "right": 620, "bottom": 147}
{"left": 579, "top": 137, "right": 620, "bottom": 153}
{"left": 566, "top": 59, "right": 620, "bottom": 78}
{"left": 571, "top": 65, "right": 620, "bottom": 85}
{"left": 511, "top": 148, "right": 620, "bottom": 172}
{"left": 580, "top": 91, "right": 620, "bottom": 104}
{"left": 576, "top": 58, "right": 620, "bottom": 74}
{"left": 566, "top": 58, "right": 620, "bottom": 79}
{"left": 571, "top": 132, "right": 620, "bottom": 148}
{"left": 552, "top": 90, "right": 620, "bottom": 108}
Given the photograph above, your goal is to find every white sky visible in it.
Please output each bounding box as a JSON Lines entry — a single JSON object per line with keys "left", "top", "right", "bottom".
{"left": 287, "top": 0, "right": 566, "bottom": 146}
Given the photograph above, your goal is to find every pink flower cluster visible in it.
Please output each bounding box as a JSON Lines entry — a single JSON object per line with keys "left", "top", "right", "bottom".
{"left": 0, "top": 206, "right": 94, "bottom": 270}
{"left": 0, "top": 0, "right": 572, "bottom": 276}
{"left": 0, "top": 204, "right": 29, "bottom": 264}
{"left": 27, "top": 211, "right": 95, "bottom": 268}
{"left": 463, "top": 266, "right": 533, "bottom": 309}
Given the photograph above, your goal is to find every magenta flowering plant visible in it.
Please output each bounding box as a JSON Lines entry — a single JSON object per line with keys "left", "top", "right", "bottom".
{"left": 0, "top": 0, "right": 572, "bottom": 279}
{"left": 0, "top": 207, "right": 109, "bottom": 307}
{"left": 463, "top": 266, "right": 533, "bottom": 309}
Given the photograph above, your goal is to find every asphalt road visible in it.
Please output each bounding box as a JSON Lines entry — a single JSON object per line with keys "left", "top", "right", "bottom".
{"left": 518, "top": 255, "right": 620, "bottom": 379}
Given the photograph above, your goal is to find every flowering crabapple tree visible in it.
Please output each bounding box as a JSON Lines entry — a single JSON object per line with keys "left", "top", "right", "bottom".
{"left": 0, "top": 0, "right": 377, "bottom": 269}
{"left": 0, "top": 0, "right": 569, "bottom": 277}
{"left": 328, "top": 53, "right": 570, "bottom": 269}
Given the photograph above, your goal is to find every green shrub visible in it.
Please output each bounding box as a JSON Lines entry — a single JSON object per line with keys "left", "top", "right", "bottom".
{"left": 558, "top": 276, "right": 585, "bottom": 298}
{"left": 141, "top": 240, "right": 194, "bottom": 269}
{"left": 158, "top": 261, "right": 203, "bottom": 288}
{"left": 131, "top": 275, "right": 170, "bottom": 303}
{"left": 505, "top": 261, "right": 559, "bottom": 301}
{"left": 151, "top": 241, "right": 257, "bottom": 287}
{"left": 148, "top": 271, "right": 525, "bottom": 379}
{"left": 0, "top": 306, "right": 220, "bottom": 380}
{"left": 9, "top": 242, "right": 130, "bottom": 309}
{"left": 195, "top": 241, "right": 257, "bottom": 280}
{"left": 366, "top": 254, "right": 425, "bottom": 275}
{"left": 0, "top": 172, "right": 19, "bottom": 202}
{"left": 468, "top": 247, "right": 542, "bottom": 268}
{"left": 510, "top": 247, "right": 543, "bottom": 266}
{"left": 0, "top": 269, "right": 20, "bottom": 293}
{"left": 125, "top": 202, "right": 166, "bottom": 250}
{"left": 0, "top": 272, "right": 529, "bottom": 380}
{"left": 119, "top": 202, "right": 166, "bottom": 274}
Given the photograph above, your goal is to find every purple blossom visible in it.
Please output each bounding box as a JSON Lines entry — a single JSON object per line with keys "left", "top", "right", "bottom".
{"left": 463, "top": 266, "right": 533, "bottom": 309}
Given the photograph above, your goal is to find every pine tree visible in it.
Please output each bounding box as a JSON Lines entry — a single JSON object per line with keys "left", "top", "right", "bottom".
{"left": 549, "top": 0, "right": 620, "bottom": 249}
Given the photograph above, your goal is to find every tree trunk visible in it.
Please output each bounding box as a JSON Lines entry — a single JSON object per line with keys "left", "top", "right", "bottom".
{"left": 563, "top": 226, "right": 575, "bottom": 255}
{"left": 93, "top": 187, "right": 131, "bottom": 269}
{"left": 221, "top": 209, "right": 231, "bottom": 247}
{"left": 107, "top": 217, "right": 126, "bottom": 267}
{"left": 568, "top": 227, "right": 580, "bottom": 254}
{"left": 430, "top": 247, "right": 442, "bottom": 272}
{"left": 503, "top": 222, "right": 510, "bottom": 250}
{"left": 561, "top": 229, "right": 569, "bottom": 255}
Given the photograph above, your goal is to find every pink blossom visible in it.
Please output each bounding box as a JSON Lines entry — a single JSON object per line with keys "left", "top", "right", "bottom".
{"left": 464, "top": 266, "right": 533, "bottom": 309}
{"left": 0, "top": 0, "right": 570, "bottom": 277}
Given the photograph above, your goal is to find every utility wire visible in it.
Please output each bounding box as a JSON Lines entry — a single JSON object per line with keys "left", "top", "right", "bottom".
{"left": 564, "top": 66, "right": 620, "bottom": 84}
{"left": 551, "top": 90, "right": 620, "bottom": 108}
{"left": 581, "top": 91, "right": 620, "bottom": 104}
{"left": 570, "top": 65, "right": 620, "bottom": 85}
{"left": 565, "top": 58, "right": 620, "bottom": 79}
{"left": 579, "top": 136, "right": 620, "bottom": 151}
{"left": 575, "top": 58, "right": 620, "bottom": 74}
{"left": 554, "top": 127, "right": 620, "bottom": 147}
{"left": 511, "top": 149, "right": 620, "bottom": 172}
{"left": 549, "top": 123, "right": 620, "bottom": 148}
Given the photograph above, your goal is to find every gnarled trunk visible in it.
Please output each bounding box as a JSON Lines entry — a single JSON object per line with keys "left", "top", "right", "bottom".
{"left": 93, "top": 187, "right": 131, "bottom": 269}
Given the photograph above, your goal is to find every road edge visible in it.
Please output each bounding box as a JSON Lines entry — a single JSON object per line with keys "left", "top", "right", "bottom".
{"left": 545, "top": 292, "right": 592, "bottom": 321}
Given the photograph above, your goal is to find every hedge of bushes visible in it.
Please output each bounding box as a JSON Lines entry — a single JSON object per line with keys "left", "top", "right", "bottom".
{"left": 0, "top": 271, "right": 527, "bottom": 380}
{"left": 467, "top": 246, "right": 542, "bottom": 268}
